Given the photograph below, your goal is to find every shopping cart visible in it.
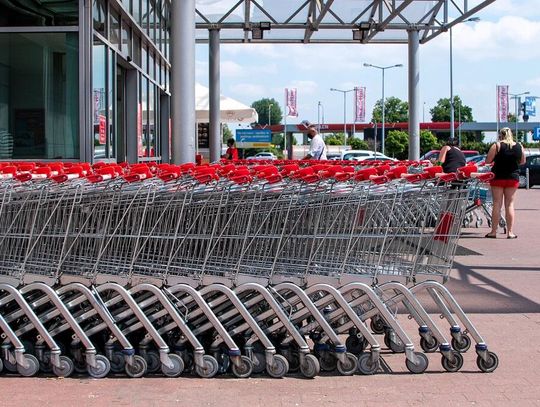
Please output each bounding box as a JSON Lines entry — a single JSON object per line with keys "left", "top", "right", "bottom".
{"left": 0, "top": 160, "right": 499, "bottom": 378}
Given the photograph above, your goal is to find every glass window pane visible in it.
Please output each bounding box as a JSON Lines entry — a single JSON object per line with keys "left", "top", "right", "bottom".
{"left": 133, "top": 34, "right": 141, "bottom": 66}
{"left": 132, "top": 0, "right": 141, "bottom": 25}
{"left": 93, "top": 38, "right": 107, "bottom": 160}
{"left": 148, "top": 52, "right": 154, "bottom": 80}
{"left": 141, "top": 0, "right": 148, "bottom": 36}
{"left": 121, "top": 19, "right": 131, "bottom": 57}
{"left": 121, "top": 0, "right": 131, "bottom": 12}
{"left": 141, "top": 43, "right": 148, "bottom": 73}
{"left": 108, "top": 49, "right": 115, "bottom": 158}
{"left": 93, "top": 0, "right": 106, "bottom": 36}
{"left": 140, "top": 76, "right": 148, "bottom": 158}
{"left": 0, "top": 1, "right": 78, "bottom": 27}
{"left": 148, "top": 83, "right": 155, "bottom": 157}
{"left": 0, "top": 32, "right": 79, "bottom": 159}
{"left": 149, "top": 1, "right": 156, "bottom": 44}
{"left": 110, "top": 10, "right": 120, "bottom": 49}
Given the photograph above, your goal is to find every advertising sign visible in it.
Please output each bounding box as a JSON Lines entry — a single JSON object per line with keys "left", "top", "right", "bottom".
{"left": 496, "top": 85, "right": 509, "bottom": 123}
{"left": 354, "top": 87, "right": 366, "bottom": 122}
{"left": 236, "top": 129, "right": 272, "bottom": 148}
{"left": 285, "top": 88, "right": 298, "bottom": 117}
{"left": 98, "top": 115, "right": 106, "bottom": 144}
{"left": 525, "top": 97, "right": 536, "bottom": 116}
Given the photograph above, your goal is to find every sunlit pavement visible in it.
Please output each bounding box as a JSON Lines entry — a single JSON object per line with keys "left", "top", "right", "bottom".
{"left": 0, "top": 189, "right": 539, "bottom": 407}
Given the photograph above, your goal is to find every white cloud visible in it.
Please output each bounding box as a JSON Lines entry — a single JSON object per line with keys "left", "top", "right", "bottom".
{"left": 221, "top": 60, "right": 245, "bottom": 77}
{"left": 228, "top": 83, "right": 266, "bottom": 100}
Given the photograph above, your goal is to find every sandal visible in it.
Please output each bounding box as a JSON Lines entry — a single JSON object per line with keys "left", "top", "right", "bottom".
{"left": 507, "top": 235, "right": 518, "bottom": 239}
{"left": 484, "top": 233, "right": 497, "bottom": 239}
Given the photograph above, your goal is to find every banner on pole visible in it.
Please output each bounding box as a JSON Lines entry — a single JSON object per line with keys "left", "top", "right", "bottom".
{"left": 525, "top": 96, "right": 536, "bottom": 117}
{"left": 496, "top": 85, "right": 509, "bottom": 123}
{"left": 285, "top": 88, "right": 298, "bottom": 117}
{"left": 354, "top": 87, "right": 366, "bottom": 122}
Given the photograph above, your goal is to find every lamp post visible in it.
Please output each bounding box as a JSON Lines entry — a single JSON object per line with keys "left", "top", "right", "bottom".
{"left": 267, "top": 103, "right": 273, "bottom": 127}
{"left": 363, "top": 63, "right": 403, "bottom": 155}
{"left": 510, "top": 91, "right": 530, "bottom": 141}
{"left": 317, "top": 101, "right": 323, "bottom": 133}
{"left": 330, "top": 88, "right": 355, "bottom": 151}
{"left": 449, "top": 17, "right": 480, "bottom": 145}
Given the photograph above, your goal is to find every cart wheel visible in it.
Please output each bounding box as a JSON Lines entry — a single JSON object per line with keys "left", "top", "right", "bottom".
{"left": 267, "top": 354, "right": 289, "bottom": 378}
{"left": 110, "top": 351, "right": 125, "bottom": 373}
{"left": 477, "top": 351, "right": 499, "bottom": 373}
{"left": 420, "top": 336, "right": 440, "bottom": 353}
{"left": 3, "top": 356, "right": 17, "bottom": 373}
{"left": 73, "top": 358, "right": 87, "bottom": 373}
{"left": 405, "top": 352, "right": 428, "bottom": 374}
{"left": 370, "top": 316, "right": 385, "bottom": 334}
{"left": 125, "top": 355, "right": 147, "bottom": 378}
{"left": 195, "top": 355, "right": 219, "bottom": 378}
{"left": 451, "top": 334, "right": 471, "bottom": 352}
{"left": 285, "top": 351, "right": 300, "bottom": 373}
{"left": 475, "top": 218, "right": 483, "bottom": 227}
{"left": 231, "top": 355, "right": 253, "bottom": 378}
{"left": 357, "top": 352, "right": 379, "bottom": 375}
{"left": 40, "top": 351, "right": 52, "bottom": 373}
{"left": 346, "top": 334, "right": 367, "bottom": 354}
{"left": 319, "top": 351, "right": 337, "bottom": 372}
{"left": 336, "top": 352, "right": 358, "bottom": 376}
{"left": 442, "top": 351, "right": 463, "bottom": 372}
{"left": 251, "top": 352, "right": 266, "bottom": 374}
{"left": 0, "top": 358, "right": 3, "bottom": 373}
{"left": 299, "top": 354, "right": 319, "bottom": 378}
{"left": 161, "top": 354, "right": 184, "bottom": 378}
{"left": 385, "top": 331, "right": 405, "bottom": 353}
{"left": 17, "top": 354, "right": 40, "bottom": 377}
{"left": 87, "top": 354, "right": 111, "bottom": 378}
{"left": 52, "top": 355, "right": 75, "bottom": 378}
{"left": 144, "top": 350, "right": 161, "bottom": 373}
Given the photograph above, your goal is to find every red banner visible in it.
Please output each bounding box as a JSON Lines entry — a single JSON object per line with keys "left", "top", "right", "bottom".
{"left": 285, "top": 88, "right": 298, "bottom": 117}
{"left": 137, "top": 103, "right": 144, "bottom": 156}
{"left": 98, "top": 115, "right": 106, "bottom": 144}
{"left": 354, "top": 87, "right": 366, "bottom": 122}
{"left": 497, "top": 85, "right": 509, "bottom": 123}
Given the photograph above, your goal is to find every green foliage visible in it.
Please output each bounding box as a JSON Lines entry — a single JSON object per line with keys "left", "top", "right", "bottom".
{"left": 222, "top": 124, "right": 233, "bottom": 143}
{"left": 507, "top": 113, "right": 517, "bottom": 123}
{"left": 348, "top": 138, "right": 370, "bottom": 150}
{"left": 385, "top": 130, "right": 409, "bottom": 159}
{"left": 325, "top": 133, "right": 346, "bottom": 145}
{"left": 372, "top": 97, "right": 409, "bottom": 123}
{"left": 250, "top": 98, "right": 283, "bottom": 125}
{"left": 420, "top": 130, "right": 440, "bottom": 155}
{"left": 430, "top": 96, "right": 474, "bottom": 122}
{"left": 461, "top": 141, "right": 489, "bottom": 154}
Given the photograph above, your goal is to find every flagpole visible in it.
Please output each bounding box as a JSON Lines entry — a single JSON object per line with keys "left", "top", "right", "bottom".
{"left": 284, "top": 89, "right": 288, "bottom": 159}
{"left": 496, "top": 85, "right": 499, "bottom": 133}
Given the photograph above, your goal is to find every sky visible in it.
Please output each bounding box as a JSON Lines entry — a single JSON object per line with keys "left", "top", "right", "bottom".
{"left": 194, "top": 0, "right": 540, "bottom": 136}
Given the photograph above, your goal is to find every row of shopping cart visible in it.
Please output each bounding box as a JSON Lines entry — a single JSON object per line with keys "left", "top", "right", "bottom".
{"left": 0, "top": 160, "right": 499, "bottom": 378}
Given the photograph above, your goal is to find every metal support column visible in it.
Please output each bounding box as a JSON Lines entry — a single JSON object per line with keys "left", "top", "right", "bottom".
{"left": 160, "top": 94, "right": 171, "bottom": 163}
{"left": 209, "top": 29, "right": 221, "bottom": 163}
{"left": 171, "top": 0, "right": 196, "bottom": 164}
{"left": 408, "top": 29, "right": 420, "bottom": 160}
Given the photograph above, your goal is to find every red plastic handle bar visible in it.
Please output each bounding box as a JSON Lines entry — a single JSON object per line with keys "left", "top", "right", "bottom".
{"left": 370, "top": 175, "right": 389, "bottom": 184}
{"left": 437, "top": 173, "right": 457, "bottom": 182}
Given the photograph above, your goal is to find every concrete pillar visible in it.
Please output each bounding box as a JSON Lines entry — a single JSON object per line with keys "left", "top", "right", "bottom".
{"left": 171, "top": 0, "right": 196, "bottom": 163}
{"left": 408, "top": 29, "right": 420, "bottom": 160}
{"left": 209, "top": 29, "right": 221, "bottom": 163}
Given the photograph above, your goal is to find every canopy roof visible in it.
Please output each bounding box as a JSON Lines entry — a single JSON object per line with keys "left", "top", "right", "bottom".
{"left": 195, "top": 0, "right": 495, "bottom": 44}
{"left": 195, "top": 83, "right": 259, "bottom": 123}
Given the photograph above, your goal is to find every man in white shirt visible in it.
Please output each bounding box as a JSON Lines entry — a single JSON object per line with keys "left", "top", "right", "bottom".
{"left": 303, "top": 125, "right": 327, "bottom": 160}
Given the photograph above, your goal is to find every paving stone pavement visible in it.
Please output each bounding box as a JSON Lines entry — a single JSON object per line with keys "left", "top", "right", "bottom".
{"left": 0, "top": 189, "right": 539, "bottom": 407}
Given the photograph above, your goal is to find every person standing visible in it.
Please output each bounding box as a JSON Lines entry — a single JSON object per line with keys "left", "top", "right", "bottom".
{"left": 302, "top": 125, "right": 327, "bottom": 160}
{"left": 484, "top": 127, "right": 526, "bottom": 239}
{"left": 438, "top": 138, "right": 466, "bottom": 173}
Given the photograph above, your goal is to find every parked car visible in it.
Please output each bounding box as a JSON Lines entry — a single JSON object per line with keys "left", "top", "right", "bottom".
{"left": 247, "top": 152, "right": 277, "bottom": 160}
{"left": 326, "top": 152, "right": 341, "bottom": 161}
{"left": 359, "top": 156, "right": 398, "bottom": 162}
{"left": 341, "top": 150, "right": 378, "bottom": 161}
{"left": 420, "top": 149, "right": 480, "bottom": 162}
{"left": 519, "top": 154, "right": 540, "bottom": 188}
{"left": 465, "top": 154, "right": 487, "bottom": 164}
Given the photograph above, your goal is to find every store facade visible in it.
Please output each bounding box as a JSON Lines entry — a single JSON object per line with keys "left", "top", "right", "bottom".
{"left": 0, "top": 0, "right": 171, "bottom": 163}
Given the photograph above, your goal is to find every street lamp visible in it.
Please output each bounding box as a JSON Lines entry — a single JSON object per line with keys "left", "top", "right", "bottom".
{"left": 510, "top": 91, "right": 530, "bottom": 140}
{"left": 317, "top": 101, "right": 324, "bottom": 133}
{"left": 363, "top": 63, "right": 403, "bottom": 155}
{"left": 449, "top": 17, "right": 480, "bottom": 145}
{"left": 330, "top": 87, "right": 355, "bottom": 151}
{"left": 268, "top": 103, "right": 273, "bottom": 126}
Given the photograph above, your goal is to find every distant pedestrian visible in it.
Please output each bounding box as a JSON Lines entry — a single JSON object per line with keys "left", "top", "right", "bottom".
{"left": 302, "top": 125, "right": 327, "bottom": 160}
{"left": 484, "top": 127, "right": 525, "bottom": 239}
{"left": 438, "top": 138, "right": 466, "bottom": 173}
{"left": 223, "top": 138, "right": 239, "bottom": 160}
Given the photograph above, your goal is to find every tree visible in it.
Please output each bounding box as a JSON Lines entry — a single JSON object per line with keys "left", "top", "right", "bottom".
{"left": 385, "top": 130, "right": 409, "bottom": 159}
{"left": 250, "top": 98, "right": 283, "bottom": 126}
{"left": 372, "top": 97, "right": 409, "bottom": 123}
{"left": 325, "top": 133, "right": 346, "bottom": 145}
{"left": 222, "top": 124, "right": 233, "bottom": 143}
{"left": 430, "top": 96, "right": 474, "bottom": 122}
{"left": 507, "top": 113, "right": 517, "bottom": 123}
{"left": 348, "top": 138, "right": 370, "bottom": 150}
{"left": 420, "top": 130, "right": 439, "bottom": 155}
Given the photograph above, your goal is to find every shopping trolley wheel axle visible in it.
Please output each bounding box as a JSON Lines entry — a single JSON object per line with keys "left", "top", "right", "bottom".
{"left": 405, "top": 352, "right": 428, "bottom": 374}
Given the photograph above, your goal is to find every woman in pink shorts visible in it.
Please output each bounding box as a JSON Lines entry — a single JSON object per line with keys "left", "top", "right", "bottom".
{"left": 484, "top": 127, "right": 526, "bottom": 239}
